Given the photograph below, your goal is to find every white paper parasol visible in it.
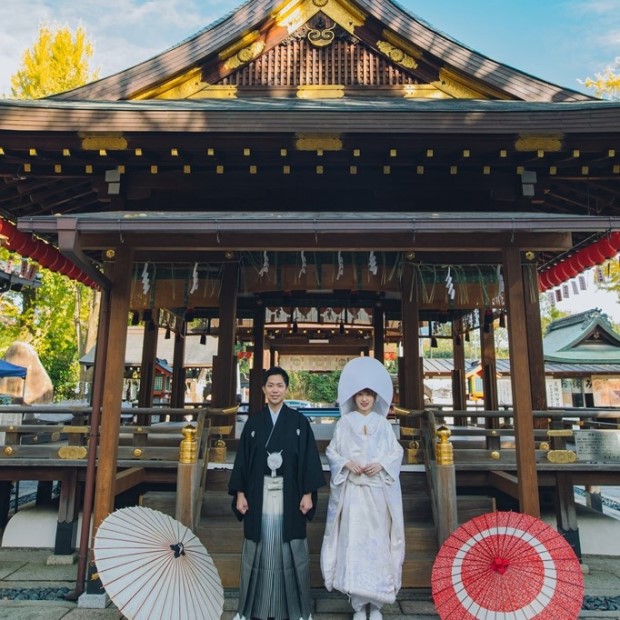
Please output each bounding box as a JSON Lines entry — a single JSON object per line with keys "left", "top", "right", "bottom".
{"left": 338, "top": 356, "right": 393, "bottom": 417}
{"left": 93, "top": 505, "right": 223, "bottom": 620}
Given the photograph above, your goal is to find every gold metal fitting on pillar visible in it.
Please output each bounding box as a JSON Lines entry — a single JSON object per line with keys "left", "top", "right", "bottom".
{"left": 179, "top": 425, "right": 198, "bottom": 464}
{"left": 436, "top": 425, "right": 453, "bottom": 465}
{"left": 209, "top": 439, "right": 227, "bottom": 463}
{"left": 406, "top": 440, "right": 419, "bottom": 464}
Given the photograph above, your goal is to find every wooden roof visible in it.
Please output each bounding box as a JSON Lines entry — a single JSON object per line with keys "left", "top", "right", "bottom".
{"left": 80, "top": 326, "right": 218, "bottom": 367}
{"left": 0, "top": 0, "right": 618, "bottom": 293}
{"left": 543, "top": 309, "right": 620, "bottom": 364}
{"left": 53, "top": 0, "right": 590, "bottom": 103}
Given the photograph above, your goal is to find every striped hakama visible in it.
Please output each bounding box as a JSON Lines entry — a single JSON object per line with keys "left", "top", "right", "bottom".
{"left": 235, "top": 476, "right": 313, "bottom": 620}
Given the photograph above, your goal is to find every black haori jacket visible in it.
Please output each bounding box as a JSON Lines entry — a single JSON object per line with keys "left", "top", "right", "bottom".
{"left": 229, "top": 404, "right": 326, "bottom": 542}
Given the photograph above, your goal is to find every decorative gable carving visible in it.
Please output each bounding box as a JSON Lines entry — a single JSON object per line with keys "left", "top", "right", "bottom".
{"left": 146, "top": 3, "right": 492, "bottom": 101}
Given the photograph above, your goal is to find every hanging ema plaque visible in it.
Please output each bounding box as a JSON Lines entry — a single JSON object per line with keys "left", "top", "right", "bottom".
{"left": 573, "top": 430, "right": 620, "bottom": 463}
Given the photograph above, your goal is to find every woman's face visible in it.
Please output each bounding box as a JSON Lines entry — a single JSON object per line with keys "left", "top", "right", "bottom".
{"left": 354, "top": 389, "right": 376, "bottom": 415}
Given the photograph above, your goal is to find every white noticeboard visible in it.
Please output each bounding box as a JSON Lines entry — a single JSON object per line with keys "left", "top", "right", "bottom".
{"left": 574, "top": 430, "right": 620, "bottom": 463}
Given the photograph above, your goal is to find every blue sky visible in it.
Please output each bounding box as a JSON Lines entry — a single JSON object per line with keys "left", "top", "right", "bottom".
{"left": 0, "top": 0, "right": 618, "bottom": 320}
{"left": 0, "top": 0, "right": 618, "bottom": 96}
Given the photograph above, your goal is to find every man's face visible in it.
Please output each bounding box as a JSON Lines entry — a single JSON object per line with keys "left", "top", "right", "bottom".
{"left": 263, "top": 374, "right": 288, "bottom": 408}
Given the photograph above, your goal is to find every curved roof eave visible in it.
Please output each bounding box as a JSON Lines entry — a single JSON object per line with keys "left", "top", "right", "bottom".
{"left": 1, "top": 98, "right": 619, "bottom": 135}
{"left": 50, "top": 0, "right": 592, "bottom": 103}
{"left": 357, "top": 0, "right": 591, "bottom": 103}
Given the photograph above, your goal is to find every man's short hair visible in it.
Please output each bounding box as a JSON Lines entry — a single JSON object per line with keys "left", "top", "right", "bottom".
{"left": 263, "top": 366, "right": 289, "bottom": 387}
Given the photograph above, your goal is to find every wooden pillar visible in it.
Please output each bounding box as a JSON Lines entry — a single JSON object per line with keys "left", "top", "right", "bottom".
{"left": 83, "top": 268, "right": 111, "bottom": 595}
{"left": 400, "top": 264, "right": 423, "bottom": 410}
{"left": 249, "top": 303, "right": 266, "bottom": 413}
{"left": 481, "top": 319, "right": 499, "bottom": 411}
{"left": 452, "top": 317, "right": 467, "bottom": 422}
{"left": 171, "top": 330, "right": 187, "bottom": 410}
{"left": 373, "top": 305, "right": 385, "bottom": 364}
{"left": 92, "top": 245, "right": 133, "bottom": 533}
{"left": 138, "top": 309, "right": 159, "bottom": 409}
{"left": 523, "top": 260, "right": 548, "bottom": 422}
{"left": 211, "top": 262, "right": 239, "bottom": 407}
{"left": 54, "top": 469, "right": 79, "bottom": 555}
{"left": 480, "top": 319, "right": 500, "bottom": 449}
{"left": 503, "top": 247, "right": 540, "bottom": 517}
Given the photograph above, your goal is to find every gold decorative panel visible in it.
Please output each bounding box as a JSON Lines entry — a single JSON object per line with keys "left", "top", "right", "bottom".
{"left": 295, "top": 133, "right": 343, "bottom": 151}
{"left": 516, "top": 135, "right": 564, "bottom": 152}
{"left": 376, "top": 41, "right": 418, "bottom": 70}
{"left": 58, "top": 446, "right": 88, "bottom": 460}
{"left": 546, "top": 450, "right": 577, "bottom": 464}
{"left": 80, "top": 135, "right": 128, "bottom": 151}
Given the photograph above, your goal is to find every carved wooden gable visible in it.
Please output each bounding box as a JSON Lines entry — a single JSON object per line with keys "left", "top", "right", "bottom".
{"left": 147, "top": 2, "right": 497, "bottom": 101}
{"left": 216, "top": 14, "right": 421, "bottom": 95}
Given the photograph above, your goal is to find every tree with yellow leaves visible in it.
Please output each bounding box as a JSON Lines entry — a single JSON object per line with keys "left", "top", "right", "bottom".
{"left": 3, "top": 23, "right": 101, "bottom": 399}
{"left": 10, "top": 23, "right": 99, "bottom": 99}
{"left": 584, "top": 58, "right": 620, "bottom": 100}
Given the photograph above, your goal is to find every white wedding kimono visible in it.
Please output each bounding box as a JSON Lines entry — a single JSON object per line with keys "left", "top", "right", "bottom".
{"left": 320, "top": 410, "right": 405, "bottom": 607}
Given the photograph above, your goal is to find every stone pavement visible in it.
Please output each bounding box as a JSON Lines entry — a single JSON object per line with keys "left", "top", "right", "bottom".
{"left": 1, "top": 550, "right": 620, "bottom": 619}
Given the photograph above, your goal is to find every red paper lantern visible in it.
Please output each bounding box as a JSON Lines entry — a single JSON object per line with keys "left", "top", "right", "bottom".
{"left": 7, "top": 230, "right": 31, "bottom": 254}
{"left": 538, "top": 271, "right": 552, "bottom": 291}
{"left": 30, "top": 242, "right": 54, "bottom": 264}
{"left": 596, "top": 237, "right": 618, "bottom": 259}
{"left": 565, "top": 255, "right": 582, "bottom": 276}
{"left": 582, "top": 243, "right": 607, "bottom": 266}
{"left": 608, "top": 231, "right": 620, "bottom": 250}
{"left": 0, "top": 219, "right": 19, "bottom": 241}
{"left": 571, "top": 251, "right": 592, "bottom": 271}
{"left": 557, "top": 261, "right": 578, "bottom": 280}
{"left": 44, "top": 252, "right": 65, "bottom": 272}
{"left": 64, "top": 264, "right": 82, "bottom": 280}
{"left": 545, "top": 267, "right": 562, "bottom": 288}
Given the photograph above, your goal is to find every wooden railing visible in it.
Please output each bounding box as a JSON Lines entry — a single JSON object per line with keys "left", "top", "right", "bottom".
{"left": 394, "top": 406, "right": 620, "bottom": 548}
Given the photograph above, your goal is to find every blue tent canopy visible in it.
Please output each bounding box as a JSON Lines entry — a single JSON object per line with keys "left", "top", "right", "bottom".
{"left": 0, "top": 359, "right": 27, "bottom": 379}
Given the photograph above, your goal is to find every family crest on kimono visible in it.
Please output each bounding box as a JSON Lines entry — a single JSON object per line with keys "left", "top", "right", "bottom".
{"left": 321, "top": 356, "right": 405, "bottom": 620}
{"left": 229, "top": 366, "right": 326, "bottom": 620}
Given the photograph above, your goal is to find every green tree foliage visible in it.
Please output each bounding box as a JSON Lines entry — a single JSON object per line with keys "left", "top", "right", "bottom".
{"left": 594, "top": 259, "right": 620, "bottom": 316}
{"left": 10, "top": 24, "right": 99, "bottom": 99}
{"left": 584, "top": 58, "right": 620, "bottom": 100}
{"left": 0, "top": 260, "right": 94, "bottom": 400}
{"left": 289, "top": 370, "right": 341, "bottom": 405}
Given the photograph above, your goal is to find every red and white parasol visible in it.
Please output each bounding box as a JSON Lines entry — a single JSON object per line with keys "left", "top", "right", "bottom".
{"left": 432, "top": 511, "right": 584, "bottom": 619}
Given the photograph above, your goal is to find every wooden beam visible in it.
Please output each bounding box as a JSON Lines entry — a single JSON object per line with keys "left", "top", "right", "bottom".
{"left": 489, "top": 471, "right": 519, "bottom": 499}
{"left": 65, "top": 231, "right": 574, "bottom": 253}
{"left": 114, "top": 466, "right": 146, "bottom": 496}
